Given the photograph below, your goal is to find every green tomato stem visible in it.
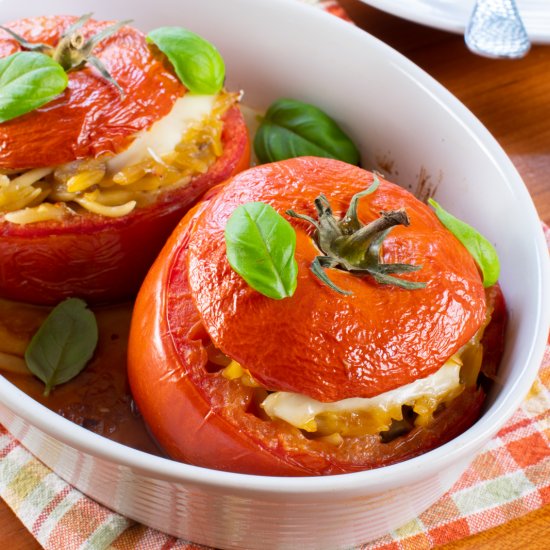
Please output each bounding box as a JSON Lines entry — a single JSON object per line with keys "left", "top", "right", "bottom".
{"left": 288, "top": 186, "right": 425, "bottom": 294}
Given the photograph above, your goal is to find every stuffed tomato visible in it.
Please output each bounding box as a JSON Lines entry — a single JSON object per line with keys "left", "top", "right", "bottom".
{"left": 128, "top": 157, "right": 506, "bottom": 476}
{"left": 0, "top": 15, "right": 249, "bottom": 305}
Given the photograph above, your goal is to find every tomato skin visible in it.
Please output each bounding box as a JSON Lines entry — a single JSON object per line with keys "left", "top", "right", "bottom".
{"left": 480, "top": 284, "right": 507, "bottom": 379}
{"left": 128, "top": 158, "right": 507, "bottom": 476}
{"left": 0, "top": 16, "right": 184, "bottom": 170}
{"left": 0, "top": 106, "right": 250, "bottom": 305}
{"left": 188, "top": 158, "right": 486, "bottom": 401}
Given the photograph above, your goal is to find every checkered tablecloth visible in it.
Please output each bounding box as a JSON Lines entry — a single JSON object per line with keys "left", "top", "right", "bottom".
{"left": 1, "top": 2, "right": 549, "bottom": 549}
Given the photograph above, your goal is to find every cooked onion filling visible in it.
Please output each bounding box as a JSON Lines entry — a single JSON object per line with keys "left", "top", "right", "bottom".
{"left": 0, "top": 92, "right": 237, "bottom": 225}
{"left": 220, "top": 328, "right": 486, "bottom": 442}
{"left": 261, "top": 356, "right": 465, "bottom": 437}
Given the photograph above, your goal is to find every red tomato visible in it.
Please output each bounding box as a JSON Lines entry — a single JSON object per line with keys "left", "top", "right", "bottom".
{"left": 188, "top": 158, "right": 486, "bottom": 400}
{"left": 0, "top": 16, "right": 183, "bottom": 169}
{"left": 0, "top": 16, "right": 250, "bottom": 305}
{"left": 128, "top": 157, "right": 507, "bottom": 475}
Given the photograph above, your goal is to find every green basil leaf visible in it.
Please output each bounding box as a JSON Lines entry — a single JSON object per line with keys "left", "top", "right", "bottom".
{"left": 428, "top": 198, "right": 500, "bottom": 287}
{"left": 25, "top": 298, "right": 98, "bottom": 396}
{"left": 0, "top": 51, "right": 68, "bottom": 123}
{"left": 225, "top": 202, "right": 298, "bottom": 300}
{"left": 254, "top": 98, "right": 360, "bottom": 165}
{"left": 147, "top": 27, "right": 224, "bottom": 94}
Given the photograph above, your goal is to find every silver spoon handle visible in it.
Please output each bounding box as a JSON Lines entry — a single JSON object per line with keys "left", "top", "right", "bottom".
{"left": 465, "top": 0, "right": 531, "bottom": 58}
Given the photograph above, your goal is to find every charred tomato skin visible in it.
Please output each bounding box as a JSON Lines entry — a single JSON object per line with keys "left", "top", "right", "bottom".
{"left": 0, "top": 16, "right": 250, "bottom": 305}
{"left": 128, "top": 158, "right": 507, "bottom": 476}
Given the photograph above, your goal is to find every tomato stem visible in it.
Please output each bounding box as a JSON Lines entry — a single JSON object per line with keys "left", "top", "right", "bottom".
{"left": 2, "top": 14, "right": 130, "bottom": 98}
{"left": 287, "top": 181, "right": 426, "bottom": 294}
{"left": 337, "top": 209, "right": 409, "bottom": 258}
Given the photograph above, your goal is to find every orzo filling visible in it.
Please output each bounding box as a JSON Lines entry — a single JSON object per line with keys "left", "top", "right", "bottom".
{"left": 216, "top": 312, "right": 490, "bottom": 445}
{"left": 0, "top": 92, "right": 237, "bottom": 225}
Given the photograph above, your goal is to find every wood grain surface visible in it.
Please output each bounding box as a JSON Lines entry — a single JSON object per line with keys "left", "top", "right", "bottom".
{"left": 2, "top": 1, "right": 550, "bottom": 547}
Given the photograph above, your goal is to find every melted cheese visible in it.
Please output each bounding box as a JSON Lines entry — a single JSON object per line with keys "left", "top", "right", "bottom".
{"left": 107, "top": 94, "right": 217, "bottom": 173}
{"left": 261, "top": 356, "right": 463, "bottom": 434}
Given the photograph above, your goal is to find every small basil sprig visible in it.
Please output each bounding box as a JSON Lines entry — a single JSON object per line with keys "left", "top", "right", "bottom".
{"left": 0, "top": 51, "right": 68, "bottom": 123}
{"left": 428, "top": 198, "right": 500, "bottom": 287}
{"left": 147, "top": 27, "right": 225, "bottom": 94}
{"left": 225, "top": 202, "right": 298, "bottom": 300}
{"left": 25, "top": 298, "right": 99, "bottom": 396}
{"left": 254, "top": 98, "right": 360, "bottom": 165}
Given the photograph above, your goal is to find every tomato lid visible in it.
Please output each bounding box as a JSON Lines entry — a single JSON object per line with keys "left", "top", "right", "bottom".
{"left": 186, "top": 157, "right": 487, "bottom": 402}
{"left": 0, "top": 16, "right": 184, "bottom": 170}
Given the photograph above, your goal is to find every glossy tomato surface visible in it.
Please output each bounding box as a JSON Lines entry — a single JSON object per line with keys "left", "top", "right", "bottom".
{"left": 128, "top": 157, "right": 506, "bottom": 476}
{"left": 188, "top": 158, "right": 486, "bottom": 400}
{"left": 0, "top": 16, "right": 183, "bottom": 170}
{"left": 0, "top": 16, "right": 250, "bottom": 305}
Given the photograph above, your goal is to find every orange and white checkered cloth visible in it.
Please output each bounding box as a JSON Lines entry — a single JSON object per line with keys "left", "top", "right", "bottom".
{"left": 1, "top": 2, "right": 549, "bottom": 549}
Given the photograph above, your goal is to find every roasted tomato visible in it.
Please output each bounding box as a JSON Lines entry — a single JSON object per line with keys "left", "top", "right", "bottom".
{"left": 128, "top": 157, "right": 506, "bottom": 476}
{"left": 0, "top": 16, "right": 250, "bottom": 305}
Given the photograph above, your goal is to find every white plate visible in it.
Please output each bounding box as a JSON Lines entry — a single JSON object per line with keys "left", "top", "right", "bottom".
{"left": 361, "top": 0, "right": 550, "bottom": 44}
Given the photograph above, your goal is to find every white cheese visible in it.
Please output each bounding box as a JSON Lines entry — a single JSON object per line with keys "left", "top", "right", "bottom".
{"left": 261, "top": 357, "right": 462, "bottom": 431}
{"left": 107, "top": 94, "right": 217, "bottom": 174}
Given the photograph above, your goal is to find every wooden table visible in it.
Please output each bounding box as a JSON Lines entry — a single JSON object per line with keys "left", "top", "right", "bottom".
{"left": 2, "top": 1, "right": 550, "bottom": 547}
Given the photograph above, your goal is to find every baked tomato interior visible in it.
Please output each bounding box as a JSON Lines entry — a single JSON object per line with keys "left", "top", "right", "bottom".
{"left": 128, "top": 157, "right": 506, "bottom": 476}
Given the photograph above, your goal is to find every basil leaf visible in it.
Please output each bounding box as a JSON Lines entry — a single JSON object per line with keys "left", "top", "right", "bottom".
{"left": 254, "top": 98, "right": 360, "bottom": 165}
{"left": 25, "top": 298, "right": 98, "bottom": 396}
{"left": 147, "top": 27, "right": 224, "bottom": 94}
{"left": 428, "top": 198, "right": 500, "bottom": 287}
{"left": 225, "top": 202, "right": 298, "bottom": 300}
{"left": 0, "top": 51, "right": 68, "bottom": 123}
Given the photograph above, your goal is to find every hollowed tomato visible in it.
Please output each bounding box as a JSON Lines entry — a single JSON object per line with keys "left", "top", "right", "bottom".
{"left": 128, "top": 157, "right": 506, "bottom": 476}
{"left": 0, "top": 16, "right": 250, "bottom": 305}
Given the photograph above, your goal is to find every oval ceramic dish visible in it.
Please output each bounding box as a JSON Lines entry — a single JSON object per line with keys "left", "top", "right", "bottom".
{"left": 0, "top": 0, "right": 549, "bottom": 548}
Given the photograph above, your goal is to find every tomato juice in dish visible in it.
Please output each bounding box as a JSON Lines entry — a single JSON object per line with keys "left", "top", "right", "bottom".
{"left": 0, "top": 15, "right": 250, "bottom": 305}
{"left": 0, "top": 298, "right": 161, "bottom": 455}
